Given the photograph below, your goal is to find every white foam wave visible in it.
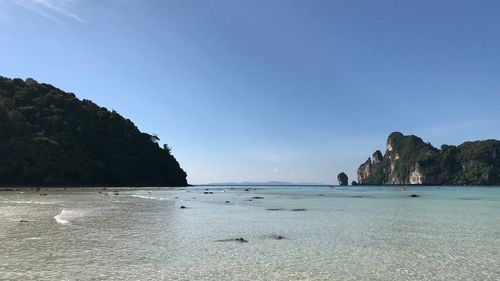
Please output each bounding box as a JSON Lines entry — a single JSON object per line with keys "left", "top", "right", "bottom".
{"left": 3, "top": 200, "right": 55, "bottom": 205}
{"left": 54, "top": 209, "right": 84, "bottom": 225}
{"left": 130, "top": 194, "right": 165, "bottom": 201}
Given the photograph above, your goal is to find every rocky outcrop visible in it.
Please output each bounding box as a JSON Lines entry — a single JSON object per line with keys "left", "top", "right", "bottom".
{"left": 337, "top": 172, "right": 348, "bottom": 185}
{"left": 372, "top": 150, "right": 383, "bottom": 164}
{"left": 357, "top": 159, "right": 372, "bottom": 184}
{"left": 357, "top": 132, "right": 500, "bottom": 185}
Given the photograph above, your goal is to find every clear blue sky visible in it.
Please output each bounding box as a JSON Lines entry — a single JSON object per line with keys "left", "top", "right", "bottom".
{"left": 1, "top": 0, "right": 500, "bottom": 184}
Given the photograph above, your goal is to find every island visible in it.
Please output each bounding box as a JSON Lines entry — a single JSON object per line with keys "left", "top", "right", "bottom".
{"left": 337, "top": 172, "right": 348, "bottom": 186}
{"left": 0, "top": 76, "right": 187, "bottom": 187}
{"left": 357, "top": 132, "right": 500, "bottom": 185}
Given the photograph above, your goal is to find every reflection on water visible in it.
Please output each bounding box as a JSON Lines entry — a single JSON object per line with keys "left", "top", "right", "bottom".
{"left": 0, "top": 186, "right": 499, "bottom": 280}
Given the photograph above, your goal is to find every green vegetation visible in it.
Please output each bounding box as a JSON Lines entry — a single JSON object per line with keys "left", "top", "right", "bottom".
{"left": 387, "top": 132, "right": 439, "bottom": 183}
{"left": 0, "top": 76, "right": 187, "bottom": 186}
{"left": 358, "top": 132, "right": 500, "bottom": 185}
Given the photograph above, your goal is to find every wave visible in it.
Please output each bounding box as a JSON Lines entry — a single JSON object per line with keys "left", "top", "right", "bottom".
{"left": 3, "top": 200, "right": 54, "bottom": 205}
{"left": 130, "top": 194, "right": 165, "bottom": 201}
{"left": 54, "top": 209, "right": 85, "bottom": 225}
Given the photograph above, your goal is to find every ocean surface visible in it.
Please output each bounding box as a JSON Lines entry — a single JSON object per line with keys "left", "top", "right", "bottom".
{"left": 0, "top": 186, "right": 499, "bottom": 281}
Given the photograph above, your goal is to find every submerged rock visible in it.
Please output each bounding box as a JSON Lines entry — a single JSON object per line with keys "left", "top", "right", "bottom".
{"left": 271, "top": 234, "right": 285, "bottom": 240}
{"left": 266, "top": 208, "right": 285, "bottom": 211}
{"left": 180, "top": 205, "right": 187, "bottom": 209}
{"left": 291, "top": 208, "right": 307, "bottom": 211}
{"left": 251, "top": 196, "right": 264, "bottom": 199}
{"left": 409, "top": 194, "right": 420, "bottom": 198}
{"left": 217, "top": 237, "right": 249, "bottom": 243}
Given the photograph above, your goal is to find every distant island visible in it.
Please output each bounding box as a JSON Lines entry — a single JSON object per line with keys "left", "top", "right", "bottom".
{"left": 0, "top": 76, "right": 187, "bottom": 187}
{"left": 203, "top": 181, "right": 326, "bottom": 186}
{"left": 357, "top": 132, "right": 500, "bottom": 185}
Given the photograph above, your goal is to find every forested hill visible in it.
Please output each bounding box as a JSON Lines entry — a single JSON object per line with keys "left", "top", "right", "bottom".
{"left": 357, "top": 132, "right": 500, "bottom": 185}
{"left": 0, "top": 76, "right": 187, "bottom": 187}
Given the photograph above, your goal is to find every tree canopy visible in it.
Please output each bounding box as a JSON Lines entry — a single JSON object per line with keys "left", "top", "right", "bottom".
{"left": 0, "top": 76, "right": 187, "bottom": 186}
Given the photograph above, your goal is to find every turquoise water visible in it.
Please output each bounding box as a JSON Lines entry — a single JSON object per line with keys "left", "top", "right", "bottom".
{"left": 0, "top": 186, "right": 499, "bottom": 280}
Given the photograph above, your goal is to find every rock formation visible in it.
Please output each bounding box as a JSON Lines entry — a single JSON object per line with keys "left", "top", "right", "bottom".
{"left": 337, "top": 172, "right": 348, "bottom": 185}
{"left": 357, "top": 132, "right": 500, "bottom": 185}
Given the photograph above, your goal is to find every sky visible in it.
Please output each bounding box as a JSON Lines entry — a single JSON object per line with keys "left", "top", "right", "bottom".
{"left": 1, "top": 0, "right": 500, "bottom": 184}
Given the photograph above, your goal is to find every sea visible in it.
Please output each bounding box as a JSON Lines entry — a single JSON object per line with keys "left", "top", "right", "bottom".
{"left": 0, "top": 186, "right": 499, "bottom": 281}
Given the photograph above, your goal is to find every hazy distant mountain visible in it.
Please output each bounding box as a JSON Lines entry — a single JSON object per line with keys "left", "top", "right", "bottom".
{"left": 203, "top": 181, "right": 326, "bottom": 186}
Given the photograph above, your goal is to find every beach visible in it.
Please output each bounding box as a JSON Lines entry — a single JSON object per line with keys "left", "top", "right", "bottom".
{"left": 1, "top": 186, "right": 499, "bottom": 280}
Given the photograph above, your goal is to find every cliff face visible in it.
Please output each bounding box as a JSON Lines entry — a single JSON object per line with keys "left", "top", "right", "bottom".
{"left": 357, "top": 132, "right": 500, "bottom": 185}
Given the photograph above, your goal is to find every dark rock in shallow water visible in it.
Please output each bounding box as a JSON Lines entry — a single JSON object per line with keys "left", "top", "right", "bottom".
{"left": 217, "top": 237, "right": 249, "bottom": 243}
{"left": 271, "top": 234, "right": 285, "bottom": 240}
{"left": 180, "top": 205, "right": 187, "bottom": 209}
{"left": 39, "top": 193, "right": 47, "bottom": 196}
{"left": 19, "top": 220, "right": 29, "bottom": 223}
{"left": 409, "top": 194, "right": 420, "bottom": 198}
{"left": 225, "top": 201, "right": 230, "bottom": 204}
{"left": 266, "top": 208, "right": 285, "bottom": 211}
{"left": 203, "top": 191, "right": 214, "bottom": 194}
{"left": 251, "top": 196, "right": 264, "bottom": 199}
{"left": 351, "top": 181, "right": 358, "bottom": 185}
{"left": 291, "top": 208, "right": 307, "bottom": 211}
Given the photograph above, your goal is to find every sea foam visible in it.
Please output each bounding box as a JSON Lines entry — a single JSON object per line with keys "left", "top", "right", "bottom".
{"left": 54, "top": 209, "right": 84, "bottom": 224}
{"left": 130, "top": 194, "right": 165, "bottom": 201}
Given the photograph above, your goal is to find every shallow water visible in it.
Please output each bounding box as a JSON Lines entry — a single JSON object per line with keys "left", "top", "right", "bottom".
{"left": 0, "top": 186, "right": 499, "bottom": 280}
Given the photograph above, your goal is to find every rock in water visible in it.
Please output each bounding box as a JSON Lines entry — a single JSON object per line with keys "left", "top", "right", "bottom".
{"left": 351, "top": 180, "right": 358, "bottom": 185}
{"left": 337, "top": 172, "right": 348, "bottom": 186}
{"left": 217, "top": 237, "right": 249, "bottom": 243}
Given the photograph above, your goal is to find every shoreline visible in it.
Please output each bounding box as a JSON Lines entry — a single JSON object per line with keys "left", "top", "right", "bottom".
{"left": 0, "top": 186, "right": 187, "bottom": 192}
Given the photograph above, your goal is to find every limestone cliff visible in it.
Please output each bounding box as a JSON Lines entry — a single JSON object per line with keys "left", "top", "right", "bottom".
{"left": 337, "top": 172, "right": 348, "bottom": 185}
{"left": 357, "top": 132, "right": 500, "bottom": 185}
